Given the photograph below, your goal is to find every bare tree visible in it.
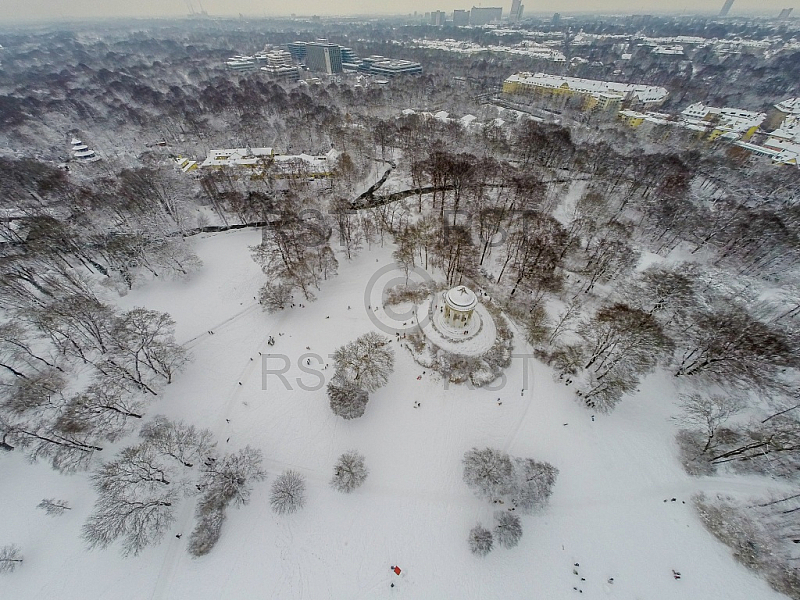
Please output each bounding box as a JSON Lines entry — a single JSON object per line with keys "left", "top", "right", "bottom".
{"left": 330, "top": 198, "right": 364, "bottom": 260}
{"left": 462, "top": 447, "right": 514, "bottom": 501}
{"left": 251, "top": 212, "right": 334, "bottom": 301}
{"left": 330, "top": 450, "right": 368, "bottom": 493}
{"left": 2, "top": 367, "right": 67, "bottom": 415}
{"left": 676, "top": 393, "right": 746, "bottom": 453}
{"left": 331, "top": 332, "right": 394, "bottom": 392}
{"left": 327, "top": 379, "right": 370, "bottom": 420}
{"left": 547, "top": 299, "right": 583, "bottom": 346}
{"left": 37, "top": 498, "right": 72, "bottom": 516}
{"left": 576, "top": 304, "right": 672, "bottom": 411}
{"left": 198, "top": 447, "right": 266, "bottom": 509}
{"left": 26, "top": 293, "right": 114, "bottom": 361}
{"left": 708, "top": 415, "right": 800, "bottom": 472}
{"left": 83, "top": 484, "right": 176, "bottom": 556}
{"left": 103, "top": 308, "right": 188, "bottom": 392}
{"left": 432, "top": 224, "right": 478, "bottom": 287}
{"left": 84, "top": 443, "right": 179, "bottom": 556}
{"left": 493, "top": 511, "right": 522, "bottom": 549}
{"left": 511, "top": 458, "right": 559, "bottom": 513}
{"left": 0, "top": 322, "right": 61, "bottom": 376}
{"left": 625, "top": 264, "right": 699, "bottom": 333}
{"left": 674, "top": 306, "right": 797, "bottom": 393}
{"left": 0, "top": 545, "right": 23, "bottom": 573}
{"left": 270, "top": 470, "right": 307, "bottom": 515}
{"left": 58, "top": 381, "right": 146, "bottom": 443}
{"left": 468, "top": 524, "right": 493, "bottom": 557}
{"left": 578, "top": 234, "right": 639, "bottom": 295}
{"left": 1, "top": 371, "right": 104, "bottom": 472}
{"left": 524, "top": 304, "right": 551, "bottom": 346}
{"left": 92, "top": 444, "right": 175, "bottom": 497}
{"left": 140, "top": 416, "right": 215, "bottom": 468}
{"left": 258, "top": 281, "right": 292, "bottom": 313}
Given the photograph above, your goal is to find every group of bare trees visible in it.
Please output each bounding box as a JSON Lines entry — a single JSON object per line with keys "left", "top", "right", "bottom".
{"left": 78, "top": 416, "right": 266, "bottom": 558}
{"left": 0, "top": 297, "right": 187, "bottom": 472}
{"left": 695, "top": 492, "right": 800, "bottom": 599}
{"left": 83, "top": 417, "right": 215, "bottom": 556}
{"left": 462, "top": 447, "right": 557, "bottom": 557}
{"left": 327, "top": 332, "right": 395, "bottom": 420}
{"left": 251, "top": 207, "right": 338, "bottom": 310}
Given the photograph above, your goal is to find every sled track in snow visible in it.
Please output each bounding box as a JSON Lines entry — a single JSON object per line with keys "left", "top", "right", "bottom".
{"left": 180, "top": 302, "right": 261, "bottom": 349}
{"left": 150, "top": 306, "right": 288, "bottom": 600}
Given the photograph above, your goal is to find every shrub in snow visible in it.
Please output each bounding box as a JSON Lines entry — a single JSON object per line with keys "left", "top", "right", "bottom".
{"left": 37, "top": 498, "right": 71, "bottom": 516}
{"left": 188, "top": 502, "right": 226, "bottom": 557}
{"left": 493, "top": 511, "right": 522, "bottom": 549}
{"left": 270, "top": 470, "right": 306, "bottom": 515}
{"left": 0, "top": 545, "right": 23, "bottom": 573}
{"left": 327, "top": 379, "right": 370, "bottom": 420}
{"left": 330, "top": 450, "right": 368, "bottom": 493}
{"left": 468, "top": 524, "right": 493, "bottom": 557}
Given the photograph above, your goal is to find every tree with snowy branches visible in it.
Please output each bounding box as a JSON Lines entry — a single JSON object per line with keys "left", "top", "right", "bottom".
{"left": 331, "top": 332, "right": 394, "bottom": 393}
{"left": 493, "top": 511, "right": 522, "bottom": 549}
{"left": 462, "top": 447, "right": 514, "bottom": 501}
{"left": 270, "top": 470, "right": 307, "bottom": 515}
{"left": 468, "top": 524, "right": 493, "bottom": 556}
{"left": 327, "top": 379, "right": 370, "bottom": 420}
{"left": 330, "top": 450, "right": 368, "bottom": 493}
{"left": 511, "top": 458, "right": 559, "bottom": 513}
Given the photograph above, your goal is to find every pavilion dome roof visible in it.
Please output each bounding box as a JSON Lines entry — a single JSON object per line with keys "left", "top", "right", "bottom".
{"left": 445, "top": 285, "right": 478, "bottom": 311}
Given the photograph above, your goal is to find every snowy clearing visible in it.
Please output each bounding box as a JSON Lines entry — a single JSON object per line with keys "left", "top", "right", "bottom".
{"left": 0, "top": 228, "right": 787, "bottom": 600}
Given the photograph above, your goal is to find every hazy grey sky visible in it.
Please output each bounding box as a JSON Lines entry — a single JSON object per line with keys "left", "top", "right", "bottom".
{"left": 1, "top": 0, "right": 795, "bottom": 22}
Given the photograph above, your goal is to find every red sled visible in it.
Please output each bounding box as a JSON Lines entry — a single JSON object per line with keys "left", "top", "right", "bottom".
{"left": 394, "top": 566, "right": 402, "bottom": 575}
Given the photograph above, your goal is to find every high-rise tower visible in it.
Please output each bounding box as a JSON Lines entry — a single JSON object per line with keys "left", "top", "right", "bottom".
{"left": 510, "top": 0, "right": 524, "bottom": 22}
{"left": 305, "top": 43, "right": 343, "bottom": 74}
{"left": 719, "top": 0, "right": 735, "bottom": 16}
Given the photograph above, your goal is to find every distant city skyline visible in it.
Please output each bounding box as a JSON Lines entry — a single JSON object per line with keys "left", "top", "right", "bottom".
{"left": 0, "top": 0, "right": 796, "bottom": 22}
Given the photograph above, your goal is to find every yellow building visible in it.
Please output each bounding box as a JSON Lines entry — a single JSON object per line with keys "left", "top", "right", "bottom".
{"left": 502, "top": 72, "right": 669, "bottom": 110}
{"left": 586, "top": 92, "right": 623, "bottom": 112}
{"left": 617, "top": 110, "right": 647, "bottom": 128}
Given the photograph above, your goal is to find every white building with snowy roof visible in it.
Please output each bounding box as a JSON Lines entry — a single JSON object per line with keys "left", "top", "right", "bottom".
{"left": 199, "top": 147, "right": 339, "bottom": 179}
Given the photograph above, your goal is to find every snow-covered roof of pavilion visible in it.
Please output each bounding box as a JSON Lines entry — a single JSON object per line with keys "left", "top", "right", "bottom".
{"left": 445, "top": 286, "right": 478, "bottom": 312}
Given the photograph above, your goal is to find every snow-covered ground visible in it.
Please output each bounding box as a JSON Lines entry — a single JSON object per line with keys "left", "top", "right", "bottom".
{"left": 0, "top": 229, "right": 787, "bottom": 600}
